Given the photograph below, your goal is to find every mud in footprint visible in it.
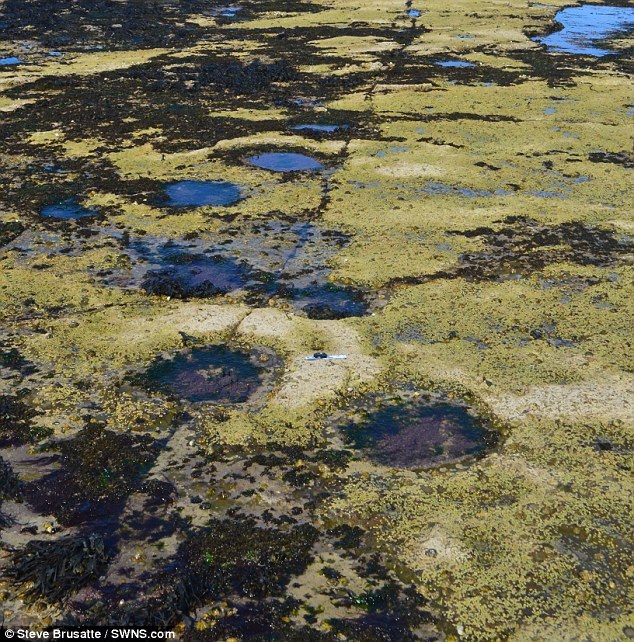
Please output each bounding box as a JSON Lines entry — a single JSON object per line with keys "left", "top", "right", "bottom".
{"left": 142, "top": 344, "right": 280, "bottom": 404}
{"left": 247, "top": 152, "right": 324, "bottom": 172}
{"left": 163, "top": 180, "right": 243, "bottom": 207}
{"left": 333, "top": 389, "right": 497, "bottom": 470}
{"left": 40, "top": 199, "right": 97, "bottom": 220}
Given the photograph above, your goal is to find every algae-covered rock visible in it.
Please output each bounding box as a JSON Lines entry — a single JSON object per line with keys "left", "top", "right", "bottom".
{"left": 0, "top": 0, "right": 632, "bottom": 637}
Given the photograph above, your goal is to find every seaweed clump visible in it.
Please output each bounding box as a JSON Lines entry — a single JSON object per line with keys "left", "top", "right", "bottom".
{"left": 105, "top": 518, "right": 318, "bottom": 627}
{"left": 180, "top": 518, "right": 318, "bottom": 599}
{"left": 0, "top": 220, "right": 25, "bottom": 246}
{"left": 588, "top": 151, "right": 634, "bottom": 168}
{"left": 447, "top": 216, "right": 633, "bottom": 281}
{"left": 0, "top": 393, "right": 42, "bottom": 446}
{"left": 0, "top": 455, "right": 20, "bottom": 499}
{"left": 142, "top": 268, "right": 227, "bottom": 299}
{"left": 6, "top": 534, "right": 109, "bottom": 604}
{"left": 184, "top": 589, "right": 436, "bottom": 642}
{"left": 137, "top": 59, "right": 298, "bottom": 95}
{"left": 0, "top": 455, "right": 21, "bottom": 527}
{"left": 198, "top": 59, "right": 298, "bottom": 94}
{"left": 183, "top": 600, "right": 327, "bottom": 642}
{"left": 0, "top": 0, "right": 210, "bottom": 50}
{"left": 182, "top": 554, "right": 437, "bottom": 641}
{"left": 26, "top": 424, "right": 160, "bottom": 525}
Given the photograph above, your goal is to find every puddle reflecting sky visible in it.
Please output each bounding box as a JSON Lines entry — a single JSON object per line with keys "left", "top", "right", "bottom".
{"left": 247, "top": 152, "right": 324, "bottom": 172}
{"left": 434, "top": 60, "right": 475, "bottom": 67}
{"left": 40, "top": 199, "right": 96, "bottom": 219}
{"left": 290, "top": 124, "right": 343, "bottom": 133}
{"left": 535, "top": 5, "right": 634, "bottom": 56}
{"left": 164, "top": 180, "right": 242, "bottom": 207}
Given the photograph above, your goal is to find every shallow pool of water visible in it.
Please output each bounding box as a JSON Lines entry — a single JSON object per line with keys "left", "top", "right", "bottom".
{"left": 534, "top": 5, "right": 634, "bottom": 56}
{"left": 211, "top": 6, "right": 242, "bottom": 18}
{"left": 144, "top": 346, "right": 271, "bottom": 404}
{"left": 247, "top": 152, "right": 324, "bottom": 172}
{"left": 340, "top": 392, "right": 494, "bottom": 469}
{"left": 434, "top": 60, "right": 475, "bottom": 68}
{"left": 112, "top": 224, "right": 366, "bottom": 308}
{"left": 165, "top": 180, "right": 242, "bottom": 207}
{"left": 290, "top": 124, "right": 342, "bottom": 133}
{"left": 40, "top": 200, "right": 96, "bottom": 220}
